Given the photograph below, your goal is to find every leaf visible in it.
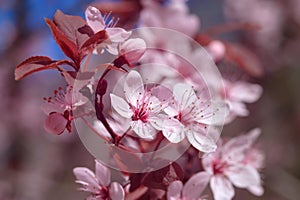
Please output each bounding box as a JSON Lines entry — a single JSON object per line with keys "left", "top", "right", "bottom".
{"left": 80, "top": 30, "right": 108, "bottom": 55}
{"left": 78, "top": 25, "right": 94, "bottom": 37}
{"left": 15, "top": 56, "right": 74, "bottom": 80}
{"left": 53, "top": 10, "right": 90, "bottom": 48}
{"left": 226, "top": 43, "right": 264, "bottom": 77}
{"left": 45, "top": 18, "right": 79, "bottom": 66}
{"left": 129, "top": 173, "right": 145, "bottom": 192}
{"left": 142, "top": 161, "right": 183, "bottom": 190}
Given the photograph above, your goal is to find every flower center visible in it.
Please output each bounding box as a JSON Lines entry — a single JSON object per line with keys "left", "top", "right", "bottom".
{"left": 212, "top": 160, "right": 227, "bottom": 175}
{"left": 132, "top": 103, "right": 149, "bottom": 123}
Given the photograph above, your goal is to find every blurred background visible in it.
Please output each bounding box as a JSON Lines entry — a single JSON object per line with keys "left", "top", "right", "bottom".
{"left": 0, "top": 0, "right": 300, "bottom": 199}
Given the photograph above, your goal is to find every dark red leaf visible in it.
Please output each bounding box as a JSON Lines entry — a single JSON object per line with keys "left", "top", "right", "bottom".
{"left": 142, "top": 161, "right": 183, "bottom": 190}
{"left": 65, "top": 71, "right": 94, "bottom": 80}
{"left": 80, "top": 30, "right": 108, "bottom": 55}
{"left": 110, "top": 146, "right": 143, "bottom": 172}
{"left": 78, "top": 25, "right": 94, "bottom": 37}
{"left": 53, "top": 10, "right": 90, "bottom": 48}
{"left": 15, "top": 56, "right": 74, "bottom": 80}
{"left": 129, "top": 173, "right": 145, "bottom": 192}
{"left": 226, "top": 43, "right": 264, "bottom": 77}
{"left": 96, "top": 79, "right": 108, "bottom": 96}
{"left": 45, "top": 18, "right": 79, "bottom": 65}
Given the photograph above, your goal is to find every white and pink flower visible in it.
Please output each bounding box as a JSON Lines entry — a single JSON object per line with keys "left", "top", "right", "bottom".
{"left": 162, "top": 83, "right": 228, "bottom": 152}
{"left": 85, "top": 6, "right": 132, "bottom": 54}
{"left": 167, "top": 172, "right": 210, "bottom": 200}
{"left": 110, "top": 70, "right": 166, "bottom": 139}
{"left": 41, "top": 86, "right": 88, "bottom": 135}
{"left": 112, "top": 38, "right": 146, "bottom": 68}
{"left": 140, "top": 0, "right": 200, "bottom": 37}
{"left": 202, "top": 128, "right": 264, "bottom": 200}
{"left": 222, "top": 80, "right": 263, "bottom": 123}
{"left": 73, "top": 160, "right": 125, "bottom": 200}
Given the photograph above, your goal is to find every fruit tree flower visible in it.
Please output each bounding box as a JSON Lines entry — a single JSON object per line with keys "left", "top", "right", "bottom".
{"left": 110, "top": 70, "right": 166, "bottom": 139}
{"left": 140, "top": 0, "right": 200, "bottom": 37}
{"left": 112, "top": 38, "right": 146, "bottom": 68}
{"left": 202, "top": 128, "right": 264, "bottom": 200}
{"left": 73, "top": 160, "right": 125, "bottom": 200}
{"left": 41, "top": 86, "right": 88, "bottom": 135}
{"left": 85, "top": 6, "right": 132, "bottom": 54}
{"left": 167, "top": 172, "right": 210, "bottom": 200}
{"left": 162, "top": 83, "right": 228, "bottom": 153}
{"left": 222, "top": 80, "right": 263, "bottom": 123}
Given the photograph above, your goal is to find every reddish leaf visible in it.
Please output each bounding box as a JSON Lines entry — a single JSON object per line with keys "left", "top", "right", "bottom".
{"left": 226, "top": 43, "right": 264, "bottom": 77}
{"left": 45, "top": 18, "right": 79, "bottom": 66}
{"left": 142, "top": 161, "right": 183, "bottom": 190}
{"left": 53, "top": 10, "right": 90, "bottom": 48}
{"left": 78, "top": 25, "right": 94, "bottom": 37}
{"left": 129, "top": 173, "right": 145, "bottom": 192}
{"left": 110, "top": 146, "right": 143, "bottom": 173}
{"left": 195, "top": 34, "right": 263, "bottom": 77}
{"left": 80, "top": 30, "right": 108, "bottom": 55}
{"left": 93, "top": 2, "right": 139, "bottom": 15}
{"left": 15, "top": 56, "right": 73, "bottom": 80}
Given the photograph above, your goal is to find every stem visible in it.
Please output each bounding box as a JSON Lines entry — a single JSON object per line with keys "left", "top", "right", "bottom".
{"left": 80, "top": 116, "right": 110, "bottom": 142}
{"left": 203, "top": 22, "right": 260, "bottom": 36}
{"left": 96, "top": 111, "right": 118, "bottom": 144}
{"left": 149, "top": 134, "right": 164, "bottom": 162}
{"left": 115, "top": 127, "right": 131, "bottom": 146}
{"left": 83, "top": 53, "right": 92, "bottom": 72}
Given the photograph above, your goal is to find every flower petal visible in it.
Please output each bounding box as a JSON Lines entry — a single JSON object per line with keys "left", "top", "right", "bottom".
{"left": 186, "top": 125, "right": 217, "bottom": 153}
{"left": 124, "top": 70, "right": 145, "bottom": 104}
{"left": 85, "top": 6, "right": 105, "bottom": 32}
{"left": 230, "top": 81, "right": 263, "bottom": 103}
{"left": 173, "top": 83, "right": 197, "bottom": 111}
{"left": 73, "top": 167, "right": 101, "bottom": 193}
{"left": 131, "top": 120, "right": 156, "bottom": 139}
{"left": 95, "top": 160, "right": 111, "bottom": 186}
{"left": 195, "top": 100, "right": 229, "bottom": 126}
{"left": 44, "top": 113, "right": 68, "bottom": 135}
{"left": 162, "top": 118, "right": 185, "bottom": 143}
{"left": 210, "top": 175, "right": 235, "bottom": 200}
{"left": 182, "top": 172, "right": 210, "bottom": 199}
{"left": 225, "top": 165, "right": 261, "bottom": 189}
{"left": 110, "top": 94, "right": 132, "bottom": 118}
{"left": 167, "top": 180, "right": 183, "bottom": 200}
{"left": 223, "top": 128, "right": 261, "bottom": 163}
{"left": 109, "top": 182, "right": 125, "bottom": 200}
{"left": 248, "top": 184, "right": 264, "bottom": 196}
{"left": 106, "top": 28, "right": 131, "bottom": 43}
{"left": 120, "top": 38, "right": 146, "bottom": 64}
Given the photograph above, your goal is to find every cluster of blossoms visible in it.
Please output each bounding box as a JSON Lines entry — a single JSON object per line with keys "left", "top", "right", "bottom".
{"left": 15, "top": 0, "right": 265, "bottom": 199}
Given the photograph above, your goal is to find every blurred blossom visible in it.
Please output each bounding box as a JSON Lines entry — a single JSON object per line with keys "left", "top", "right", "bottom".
{"left": 140, "top": 0, "right": 200, "bottom": 36}
{"left": 0, "top": 19, "right": 17, "bottom": 54}
{"left": 167, "top": 172, "right": 210, "bottom": 200}
{"left": 73, "top": 160, "right": 125, "bottom": 200}
{"left": 224, "top": 0, "right": 283, "bottom": 51}
{"left": 290, "top": 0, "right": 300, "bottom": 25}
{"left": 202, "top": 129, "right": 264, "bottom": 200}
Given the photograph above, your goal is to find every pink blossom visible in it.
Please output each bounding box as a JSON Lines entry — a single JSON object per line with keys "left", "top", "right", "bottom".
{"left": 73, "top": 160, "right": 125, "bottom": 200}
{"left": 222, "top": 80, "right": 262, "bottom": 123}
{"left": 93, "top": 114, "right": 140, "bottom": 149}
{"left": 140, "top": 0, "right": 200, "bottom": 37}
{"left": 41, "top": 86, "right": 88, "bottom": 135}
{"left": 110, "top": 70, "right": 165, "bottom": 139}
{"left": 162, "top": 83, "right": 228, "bottom": 152}
{"left": 112, "top": 38, "right": 146, "bottom": 68}
{"left": 202, "top": 128, "right": 264, "bottom": 200}
{"left": 206, "top": 40, "right": 226, "bottom": 62}
{"left": 167, "top": 172, "right": 210, "bottom": 200}
{"left": 85, "top": 6, "right": 131, "bottom": 54}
